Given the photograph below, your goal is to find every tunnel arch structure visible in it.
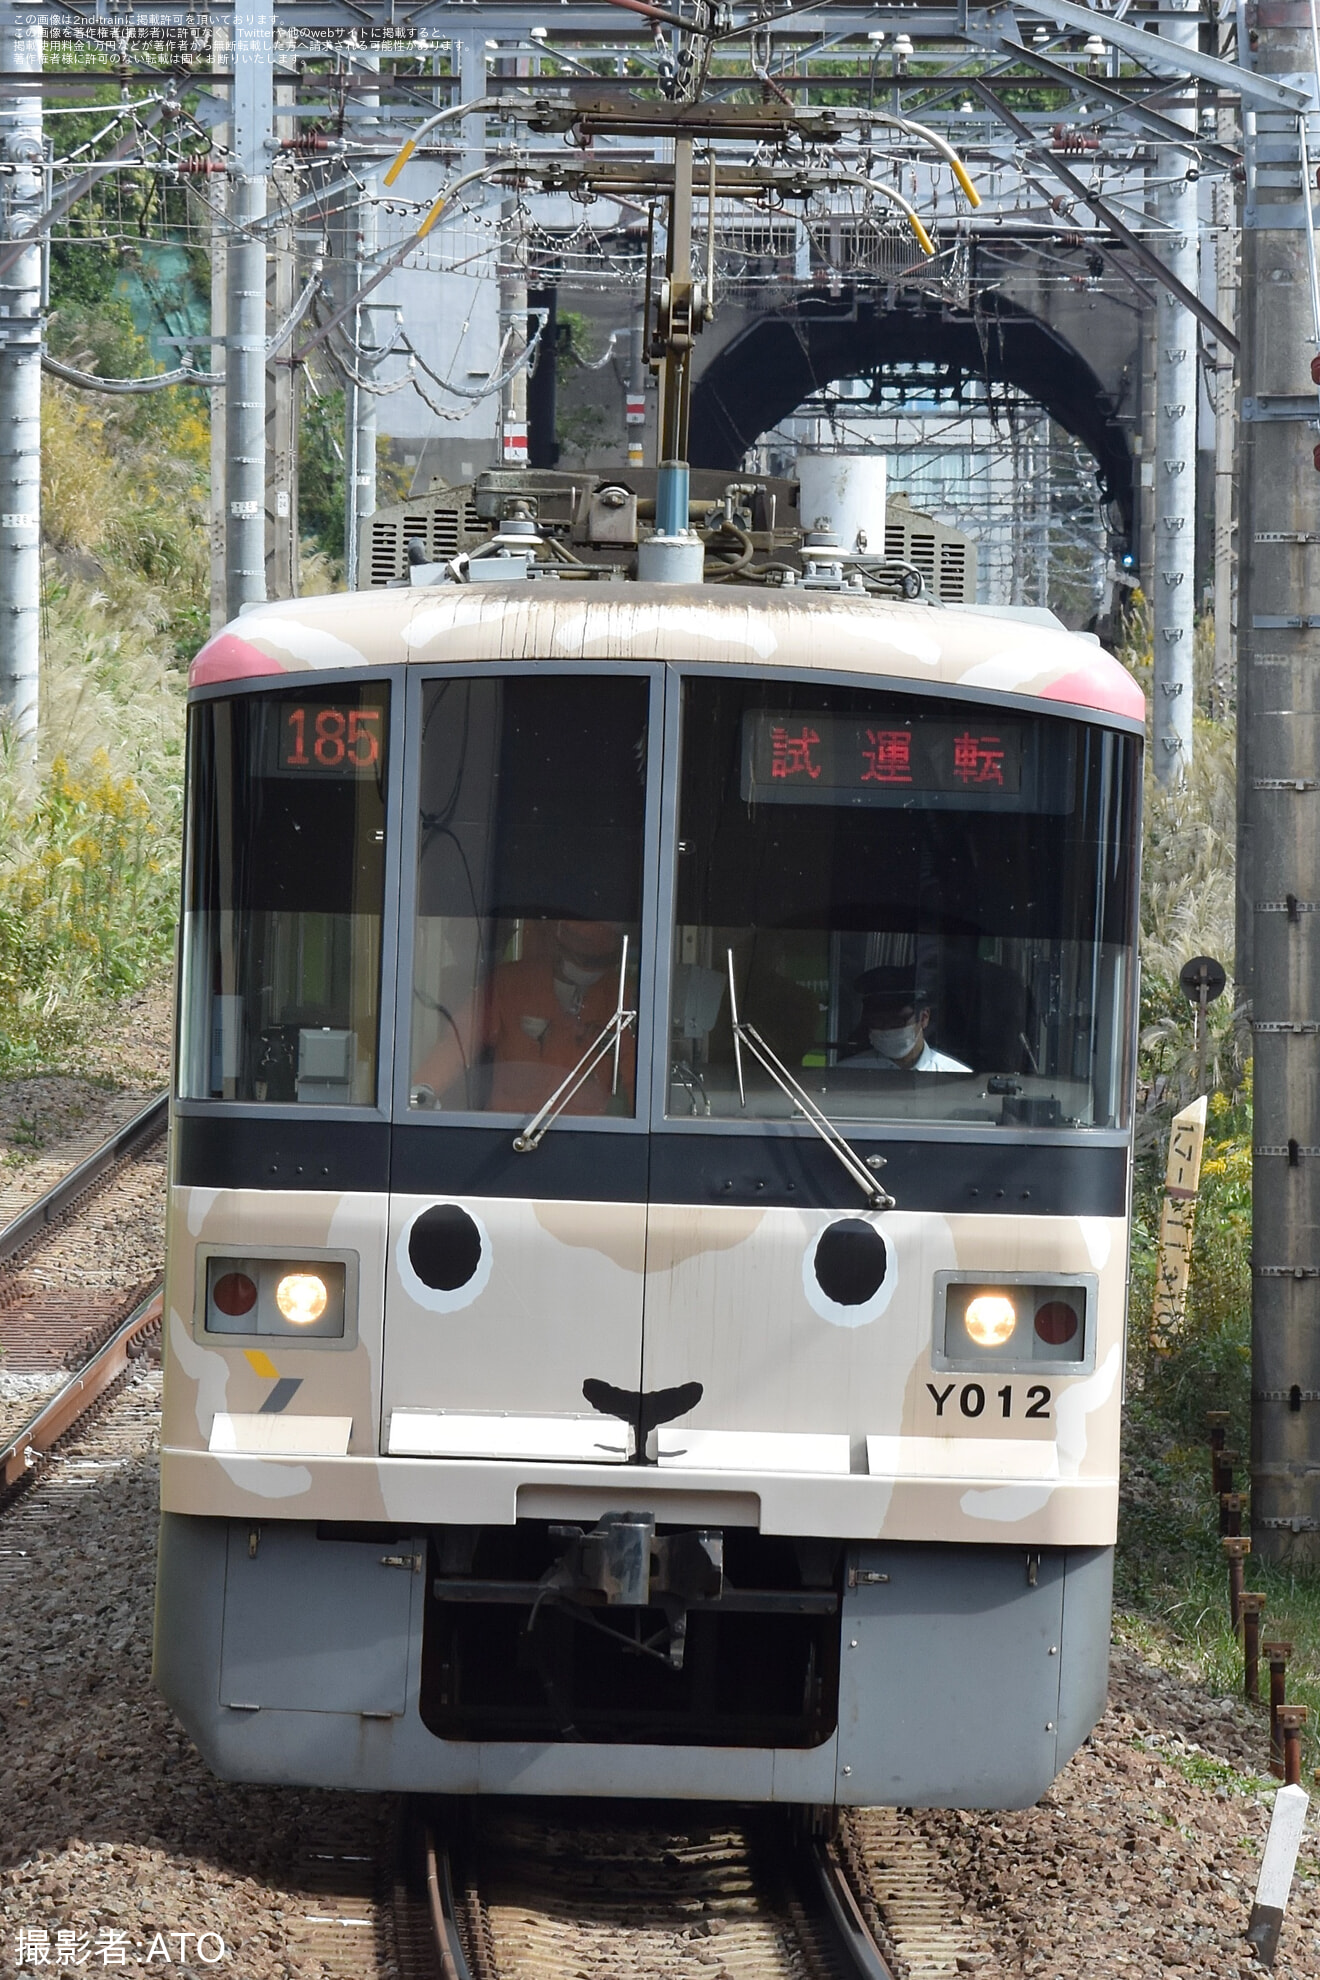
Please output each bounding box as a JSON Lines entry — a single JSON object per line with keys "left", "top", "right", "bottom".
{"left": 690, "top": 291, "right": 1134, "bottom": 542}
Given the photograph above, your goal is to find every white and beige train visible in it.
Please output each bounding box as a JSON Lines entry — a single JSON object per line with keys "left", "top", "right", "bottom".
{"left": 155, "top": 466, "right": 1143, "bottom": 1808}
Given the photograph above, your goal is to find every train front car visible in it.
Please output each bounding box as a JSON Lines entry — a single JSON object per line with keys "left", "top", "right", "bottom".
{"left": 156, "top": 583, "right": 1143, "bottom": 1809}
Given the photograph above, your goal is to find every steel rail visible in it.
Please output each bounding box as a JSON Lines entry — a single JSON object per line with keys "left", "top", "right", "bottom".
{"left": 0, "top": 1090, "right": 167, "bottom": 1271}
{"left": 424, "top": 1827, "right": 475, "bottom": 1980}
{"left": 422, "top": 1810, "right": 899, "bottom": 1980}
{"left": 0, "top": 1283, "right": 163, "bottom": 1495}
{"left": 796, "top": 1823, "right": 901, "bottom": 1980}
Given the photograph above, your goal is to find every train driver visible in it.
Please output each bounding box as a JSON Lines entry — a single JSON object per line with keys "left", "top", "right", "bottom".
{"left": 842, "top": 966, "right": 970, "bottom": 1074}
{"left": 412, "top": 918, "right": 637, "bottom": 1115}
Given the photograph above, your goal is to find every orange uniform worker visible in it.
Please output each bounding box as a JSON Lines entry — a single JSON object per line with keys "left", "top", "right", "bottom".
{"left": 412, "top": 919, "right": 638, "bottom": 1117}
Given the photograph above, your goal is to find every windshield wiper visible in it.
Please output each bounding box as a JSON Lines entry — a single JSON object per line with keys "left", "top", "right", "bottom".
{"left": 513, "top": 938, "right": 636, "bottom": 1153}
{"left": 726, "top": 950, "right": 894, "bottom": 1210}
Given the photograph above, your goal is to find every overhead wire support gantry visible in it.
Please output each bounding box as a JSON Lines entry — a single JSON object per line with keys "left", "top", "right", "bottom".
{"left": 0, "top": 0, "right": 1295, "bottom": 706}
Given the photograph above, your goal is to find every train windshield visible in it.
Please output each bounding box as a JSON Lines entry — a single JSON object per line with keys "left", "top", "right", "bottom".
{"left": 669, "top": 677, "right": 1138, "bottom": 1131}
{"left": 408, "top": 674, "right": 649, "bottom": 1118}
{"left": 178, "top": 685, "right": 389, "bottom": 1106}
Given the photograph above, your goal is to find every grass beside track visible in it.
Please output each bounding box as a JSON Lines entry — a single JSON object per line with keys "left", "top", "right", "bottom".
{"left": 1120, "top": 645, "right": 1319, "bottom": 1781}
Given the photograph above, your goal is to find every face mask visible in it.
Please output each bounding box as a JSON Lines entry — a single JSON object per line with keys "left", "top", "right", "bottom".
{"left": 558, "top": 956, "right": 606, "bottom": 989}
{"left": 870, "top": 1023, "right": 920, "bottom": 1061}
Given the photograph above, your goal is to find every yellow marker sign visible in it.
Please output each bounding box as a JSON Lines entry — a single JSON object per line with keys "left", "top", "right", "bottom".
{"left": 244, "top": 1348, "right": 280, "bottom": 1380}
{"left": 1151, "top": 1094, "right": 1207, "bottom": 1349}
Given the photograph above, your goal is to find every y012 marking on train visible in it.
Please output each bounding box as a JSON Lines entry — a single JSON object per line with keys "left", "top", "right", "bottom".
{"left": 927, "top": 1380, "right": 1053, "bottom": 1420}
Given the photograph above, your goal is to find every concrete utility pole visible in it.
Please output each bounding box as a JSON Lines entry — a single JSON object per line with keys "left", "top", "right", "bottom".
{"left": 265, "top": 81, "right": 297, "bottom": 601}
{"left": 1240, "top": 10, "right": 1320, "bottom": 1563}
{"left": 1033, "top": 416, "right": 1051, "bottom": 610}
{"left": 0, "top": 3, "right": 42, "bottom": 765}
{"left": 225, "top": 0, "right": 272, "bottom": 619}
{"left": 1210, "top": 94, "right": 1239, "bottom": 721}
{"left": 1151, "top": 0, "right": 1200, "bottom": 784}
{"left": 342, "top": 51, "right": 378, "bottom": 587}
{"left": 496, "top": 46, "right": 527, "bottom": 466}
{"left": 209, "top": 184, "right": 229, "bottom": 628}
{"left": 627, "top": 301, "right": 646, "bottom": 469}
{"left": 498, "top": 226, "right": 528, "bottom": 464}
{"left": 265, "top": 203, "right": 297, "bottom": 599}
{"left": 1137, "top": 305, "right": 1157, "bottom": 602}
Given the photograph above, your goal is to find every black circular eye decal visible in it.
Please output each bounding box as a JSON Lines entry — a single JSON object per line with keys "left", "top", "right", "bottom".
{"left": 403, "top": 1195, "right": 490, "bottom": 1306}
{"left": 813, "top": 1218, "right": 888, "bottom": 1307}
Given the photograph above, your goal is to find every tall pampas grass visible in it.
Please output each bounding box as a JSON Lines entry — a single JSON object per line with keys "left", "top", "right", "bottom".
{"left": 0, "top": 359, "right": 202, "bottom": 1066}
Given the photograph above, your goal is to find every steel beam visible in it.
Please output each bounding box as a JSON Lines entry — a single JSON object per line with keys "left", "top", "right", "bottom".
{"left": 964, "top": 29, "right": 1241, "bottom": 168}
{"left": 974, "top": 82, "right": 1238, "bottom": 356}
{"left": 5, "top": 0, "right": 1309, "bottom": 118}
{"left": 1007, "top": 0, "right": 1309, "bottom": 112}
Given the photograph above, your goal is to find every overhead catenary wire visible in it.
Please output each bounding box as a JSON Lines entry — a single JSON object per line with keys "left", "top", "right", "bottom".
{"left": 404, "top": 310, "right": 548, "bottom": 402}
{"left": 289, "top": 162, "right": 510, "bottom": 367}
{"left": 42, "top": 350, "right": 221, "bottom": 391}
{"left": 45, "top": 268, "right": 324, "bottom": 393}
{"left": 2, "top": 16, "right": 1252, "bottom": 618}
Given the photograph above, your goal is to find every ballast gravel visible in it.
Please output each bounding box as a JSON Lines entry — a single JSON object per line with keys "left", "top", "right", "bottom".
{"left": 0, "top": 1141, "right": 167, "bottom": 1442}
{"left": 0, "top": 1374, "right": 396, "bottom": 1980}
{"left": 0, "top": 980, "right": 170, "bottom": 1233}
{"left": 0, "top": 1372, "right": 1316, "bottom": 1980}
{"left": 904, "top": 1644, "right": 1320, "bottom": 1978}
{"left": 9, "top": 1146, "right": 166, "bottom": 1299}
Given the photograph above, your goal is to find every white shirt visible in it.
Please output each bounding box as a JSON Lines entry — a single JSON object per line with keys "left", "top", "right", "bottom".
{"left": 845, "top": 1041, "right": 971, "bottom": 1073}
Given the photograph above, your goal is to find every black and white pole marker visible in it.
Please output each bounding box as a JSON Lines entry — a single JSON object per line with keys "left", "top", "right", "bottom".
{"left": 1246, "top": 1784, "right": 1310, "bottom": 1966}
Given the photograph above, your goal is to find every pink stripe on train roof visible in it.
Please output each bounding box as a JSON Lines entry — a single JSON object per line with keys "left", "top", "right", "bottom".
{"left": 1038, "top": 660, "right": 1146, "bottom": 723}
{"left": 189, "top": 630, "right": 288, "bottom": 688}
{"left": 188, "top": 591, "right": 1147, "bottom": 725}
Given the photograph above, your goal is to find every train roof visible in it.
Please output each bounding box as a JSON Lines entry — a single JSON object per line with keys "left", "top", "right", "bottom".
{"left": 189, "top": 582, "right": 1146, "bottom": 728}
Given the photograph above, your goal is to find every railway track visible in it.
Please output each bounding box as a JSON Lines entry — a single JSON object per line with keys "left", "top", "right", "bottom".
{"left": 412, "top": 1803, "right": 907, "bottom": 1980}
{"left": 0, "top": 1089, "right": 167, "bottom": 1274}
{"left": 0, "top": 1092, "right": 167, "bottom": 1505}
{"left": 0, "top": 1283, "right": 162, "bottom": 1502}
{"left": 275, "top": 1799, "right": 996, "bottom": 1980}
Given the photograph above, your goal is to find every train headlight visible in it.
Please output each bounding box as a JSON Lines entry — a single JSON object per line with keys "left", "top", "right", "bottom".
{"left": 964, "top": 1293, "right": 1017, "bottom": 1347}
{"left": 275, "top": 1271, "right": 329, "bottom": 1324}
{"left": 935, "top": 1273, "right": 1096, "bottom": 1372}
{"left": 203, "top": 1254, "right": 351, "bottom": 1341}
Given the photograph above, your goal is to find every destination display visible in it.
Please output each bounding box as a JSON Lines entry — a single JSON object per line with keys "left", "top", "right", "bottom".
{"left": 741, "top": 710, "right": 1025, "bottom": 804}
{"left": 261, "top": 698, "right": 386, "bottom": 778}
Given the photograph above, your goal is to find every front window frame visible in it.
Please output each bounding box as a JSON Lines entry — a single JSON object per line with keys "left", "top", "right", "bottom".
{"left": 648, "top": 661, "right": 1143, "bottom": 1145}
{"left": 175, "top": 665, "right": 407, "bottom": 1121}
{"left": 392, "top": 660, "right": 667, "bottom": 1135}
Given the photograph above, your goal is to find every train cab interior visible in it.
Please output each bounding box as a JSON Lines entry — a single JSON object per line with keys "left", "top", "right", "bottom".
{"left": 179, "top": 666, "right": 1139, "bottom": 1141}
